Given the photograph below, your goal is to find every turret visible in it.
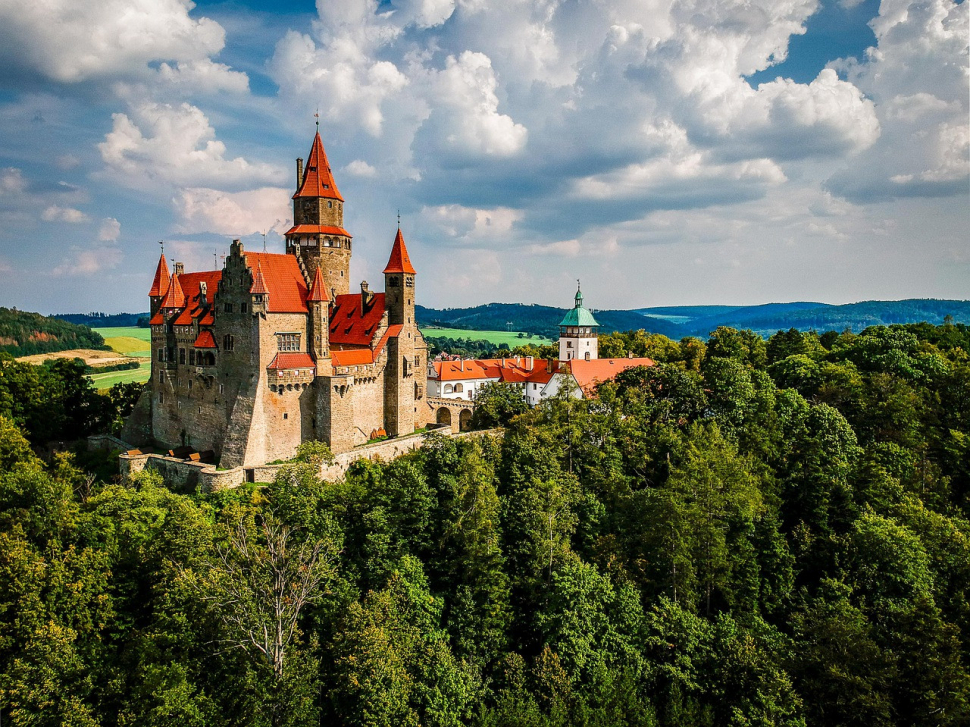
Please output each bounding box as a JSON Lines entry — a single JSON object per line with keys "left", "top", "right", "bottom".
{"left": 284, "top": 129, "right": 353, "bottom": 295}
{"left": 558, "top": 282, "right": 599, "bottom": 361}
{"left": 383, "top": 227, "right": 416, "bottom": 327}
{"left": 249, "top": 262, "right": 269, "bottom": 315}
{"left": 307, "top": 265, "right": 332, "bottom": 376}
{"left": 149, "top": 253, "right": 170, "bottom": 317}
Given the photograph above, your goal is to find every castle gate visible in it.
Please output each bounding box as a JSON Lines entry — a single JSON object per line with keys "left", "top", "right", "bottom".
{"left": 427, "top": 397, "right": 475, "bottom": 434}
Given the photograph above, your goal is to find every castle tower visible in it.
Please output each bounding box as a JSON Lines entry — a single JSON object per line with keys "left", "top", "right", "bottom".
{"left": 307, "top": 264, "right": 332, "bottom": 376}
{"left": 148, "top": 253, "right": 170, "bottom": 318}
{"left": 383, "top": 227, "right": 418, "bottom": 436}
{"left": 285, "top": 130, "right": 352, "bottom": 295}
{"left": 558, "top": 282, "right": 599, "bottom": 361}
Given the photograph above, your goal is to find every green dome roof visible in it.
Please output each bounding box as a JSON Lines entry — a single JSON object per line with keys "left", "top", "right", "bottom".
{"left": 559, "top": 283, "right": 600, "bottom": 327}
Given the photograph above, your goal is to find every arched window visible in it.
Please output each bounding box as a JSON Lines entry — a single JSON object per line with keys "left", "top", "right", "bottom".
{"left": 585, "top": 352, "right": 591, "bottom": 361}
{"left": 444, "top": 384, "right": 454, "bottom": 394}
{"left": 454, "top": 383, "right": 464, "bottom": 393}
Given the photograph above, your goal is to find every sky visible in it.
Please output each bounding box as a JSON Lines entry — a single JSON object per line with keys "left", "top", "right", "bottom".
{"left": 0, "top": 0, "right": 966, "bottom": 315}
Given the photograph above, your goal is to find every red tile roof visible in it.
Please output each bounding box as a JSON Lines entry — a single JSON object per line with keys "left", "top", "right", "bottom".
{"left": 171, "top": 272, "right": 222, "bottom": 325}
{"left": 293, "top": 132, "right": 344, "bottom": 202}
{"left": 149, "top": 253, "right": 170, "bottom": 298}
{"left": 160, "top": 273, "right": 186, "bottom": 309}
{"left": 249, "top": 263, "right": 268, "bottom": 295}
{"left": 284, "top": 224, "right": 351, "bottom": 238}
{"left": 193, "top": 330, "right": 217, "bottom": 348}
{"left": 433, "top": 360, "right": 496, "bottom": 382}
{"left": 307, "top": 265, "right": 329, "bottom": 302}
{"left": 331, "top": 349, "right": 374, "bottom": 366}
{"left": 149, "top": 311, "right": 164, "bottom": 325}
{"left": 569, "top": 357, "right": 656, "bottom": 395}
{"left": 383, "top": 228, "right": 416, "bottom": 275}
{"left": 267, "top": 352, "right": 316, "bottom": 370}
{"left": 329, "top": 292, "right": 386, "bottom": 346}
{"left": 243, "top": 252, "right": 308, "bottom": 313}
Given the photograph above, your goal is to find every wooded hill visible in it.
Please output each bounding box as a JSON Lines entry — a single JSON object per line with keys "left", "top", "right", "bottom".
{"left": 418, "top": 298, "right": 970, "bottom": 340}
{"left": 0, "top": 307, "right": 108, "bottom": 357}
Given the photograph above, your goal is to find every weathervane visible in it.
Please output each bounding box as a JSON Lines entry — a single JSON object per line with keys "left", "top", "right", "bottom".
{"left": 397, "top": 209, "right": 401, "bottom": 228}
{"left": 315, "top": 107, "right": 319, "bottom": 130}
{"left": 158, "top": 239, "right": 164, "bottom": 256}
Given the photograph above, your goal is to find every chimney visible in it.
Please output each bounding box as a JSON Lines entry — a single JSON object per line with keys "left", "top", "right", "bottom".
{"left": 199, "top": 281, "right": 208, "bottom": 306}
{"left": 460, "top": 360, "right": 464, "bottom": 371}
{"left": 526, "top": 355, "right": 534, "bottom": 369}
{"left": 628, "top": 351, "right": 634, "bottom": 359}
{"left": 174, "top": 262, "right": 184, "bottom": 276}
{"left": 547, "top": 359, "right": 554, "bottom": 373}
{"left": 296, "top": 157, "right": 304, "bottom": 187}
{"left": 360, "top": 281, "right": 374, "bottom": 307}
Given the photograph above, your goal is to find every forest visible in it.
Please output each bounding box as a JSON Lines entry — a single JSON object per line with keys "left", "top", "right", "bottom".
{"left": 1, "top": 321, "right": 969, "bottom": 726}
{"left": 0, "top": 308, "right": 109, "bottom": 357}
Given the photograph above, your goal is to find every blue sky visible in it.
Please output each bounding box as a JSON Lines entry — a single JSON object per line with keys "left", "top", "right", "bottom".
{"left": 0, "top": 0, "right": 965, "bottom": 315}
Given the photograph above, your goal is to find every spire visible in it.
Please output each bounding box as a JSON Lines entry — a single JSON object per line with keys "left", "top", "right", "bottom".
{"left": 149, "top": 252, "right": 170, "bottom": 298}
{"left": 160, "top": 272, "right": 185, "bottom": 310}
{"left": 249, "top": 262, "right": 268, "bottom": 295}
{"left": 293, "top": 131, "right": 344, "bottom": 201}
{"left": 575, "top": 280, "right": 583, "bottom": 308}
{"left": 307, "top": 264, "right": 330, "bottom": 302}
{"left": 383, "top": 227, "right": 416, "bottom": 275}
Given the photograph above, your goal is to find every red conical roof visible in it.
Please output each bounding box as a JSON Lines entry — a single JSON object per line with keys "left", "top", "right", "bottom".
{"left": 293, "top": 131, "right": 344, "bottom": 202}
{"left": 149, "top": 253, "right": 170, "bottom": 298}
{"left": 160, "top": 272, "right": 186, "bottom": 309}
{"left": 249, "top": 262, "right": 269, "bottom": 295}
{"left": 307, "top": 265, "right": 329, "bottom": 302}
{"left": 383, "top": 228, "right": 416, "bottom": 275}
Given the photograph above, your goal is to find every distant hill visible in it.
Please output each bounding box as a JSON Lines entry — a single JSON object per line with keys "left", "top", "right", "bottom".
{"left": 416, "top": 303, "right": 683, "bottom": 339}
{"left": 0, "top": 308, "right": 108, "bottom": 357}
{"left": 419, "top": 299, "right": 970, "bottom": 341}
{"left": 55, "top": 312, "right": 150, "bottom": 328}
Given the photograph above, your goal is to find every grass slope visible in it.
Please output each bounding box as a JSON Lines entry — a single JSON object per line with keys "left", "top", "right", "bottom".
{"left": 420, "top": 327, "right": 552, "bottom": 346}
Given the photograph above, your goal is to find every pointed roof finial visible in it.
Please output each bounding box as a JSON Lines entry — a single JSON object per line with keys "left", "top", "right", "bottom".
{"left": 384, "top": 227, "right": 416, "bottom": 275}
{"left": 397, "top": 209, "right": 401, "bottom": 228}
{"left": 314, "top": 107, "right": 319, "bottom": 130}
{"left": 575, "top": 279, "right": 583, "bottom": 307}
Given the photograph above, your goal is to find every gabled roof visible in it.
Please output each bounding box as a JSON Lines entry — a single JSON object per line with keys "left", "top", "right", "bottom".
{"left": 267, "top": 352, "right": 315, "bottom": 370}
{"left": 170, "top": 272, "right": 221, "bottom": 325}
{"left": 293, "top": 132, "right": 344, "bottom": 202}
{"left": 284, "top": 224, "right": 352, "bottom": 238}
{"left": 242, "top": 252, "right": 308, "bottom": 313}
{"left": 193, "top": 330, "right": 217, "bottom": 348}
{"left": 329, "top": 292, "right": 386, "bottom": 346}
{"left": 160, "top": 273, "right": 186, "bottom": 309}
{"left": 149, "top": 253, "right": 170, "bottom": 298}
{"left": 249, "top": 263, "right": 268, "bottom": 295}
{"left": 307, "top": 265, "right": 329, "bottom": 302}
{"left": 383, "top": 228, "right": 416, "bottom": 275}
{"left": 568, "top": 357, "right": 656, "bottom": 395}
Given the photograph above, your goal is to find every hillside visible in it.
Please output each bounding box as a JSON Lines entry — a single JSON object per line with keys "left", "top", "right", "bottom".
{"left": 0, "top": 307, "right": 108, "bottom": 357}
{"left": 56, "top": 312, "right": 150, "bottom": 328}
{"left": 419, "top": 299, "right": 970, "bottom": 341}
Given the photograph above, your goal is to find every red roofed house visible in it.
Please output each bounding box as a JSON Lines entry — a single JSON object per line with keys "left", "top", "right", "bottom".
{"left": 123, "top": 130, "right": 430, "bottom": 467}
{"left": 427, "top": 284, "right": 655, "bottom": 418}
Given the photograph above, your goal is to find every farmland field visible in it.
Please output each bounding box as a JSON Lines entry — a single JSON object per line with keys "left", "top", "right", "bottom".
{"left": 88, "top": 360, "right": 151, "bottom": 388}
{"left": 419, "top": 326, "right": 552, "bottom": 347}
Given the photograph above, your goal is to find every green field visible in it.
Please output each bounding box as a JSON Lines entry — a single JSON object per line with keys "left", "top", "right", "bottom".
{"left": 419, "top": 327, "right": 552, "bottom": 347}
{"left": 93, "top": 326, "right": 151, "bottom": 341}
{"left": 88, "top": 361, "right": 151, "bottom": 388}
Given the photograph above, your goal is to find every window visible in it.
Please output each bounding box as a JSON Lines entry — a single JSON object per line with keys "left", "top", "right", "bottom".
{"left": 157, "top": 348, "right": 165, "bottom": 362}
{"left": 567, "top": 341, "right": 573, "bottom": 348}
{"left": 454, "top": 383, "right": 464, "bottom": 393}
{"left": 189, "top": 350, "right": 195, "bottom": 365}
{"left": 444, "top": 384, "right": 454, "bottom": 394}
{"left": 328, "top": 201, "right": 332, "bottom": 208}
{"left": 585, "top": 352, "right": 591, "bottom": 361}
{"left": 241, "top": 303, "right": 248, "bottom": 313}
{"left": 223, "top": 335, "right": 234, "bottom": 351}
{"left": 283, "top": 412, "right": 288, "bottom": 419}
{"left": 224, "top": 303, "right": 233, "bottom": 313}
{"left": 277, "top": 333, "right": 300, "bottom": 352}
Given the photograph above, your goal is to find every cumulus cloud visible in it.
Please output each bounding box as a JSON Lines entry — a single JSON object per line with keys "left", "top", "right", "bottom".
{"left": 98, "top": 218, "right": 121, "bottom": 242}
{"left": 173, "top": 187, "right": 292, "bottom": 236}
{"left": 421, "top": 203, "right": 522, "bottom": 241}
{"left": 0, "top": 0, "right": 244, "bottom": 92}
{"left": 51, "top": 245, "right": 123, "bottom": 277}
{"left": 826, "top": 0, "right": 968, "bottom": 201}
{"left": 99, "top": 101, "right": 284, "bottom": 189}
{"left": 0, "top": 168, "right": 26, "bottom": 196}
{"left": 41, "top": 205, "right": 90, "bottom": 223}
{"left": 345, "top": 160, "right": 377, "bottom": 177}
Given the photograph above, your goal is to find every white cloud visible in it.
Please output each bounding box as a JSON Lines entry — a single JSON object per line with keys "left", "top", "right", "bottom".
{"left": 51, "top": 245, "right": 122, "bottom": 277}
{"left": 345, "top": 160, "right": 377, "bottom": 177}
{"left": 99, "top": 101, "right": 284, "bottom": 189}
{"left": 55, "top": 155, "right": 81, "bottom": 171}
{"left": 0, "top": 0, "right": 240, "bottom": 89}
{"left": 98, "top": 217, "right": 121, "bottom": 242}
{"left": 0, "top": 168, "right": 26, "bottom": 196}
{"left": 156, "top": 59, "right": 250, "bottom": 94}
{"left": 421, "top": 203, "right": 522, "bottom": 240}
{"left": 42, "top": 205, "right": 90, "bottom": 223}
{"left": 173, "top": 187, "right": 292, "bottom": 236}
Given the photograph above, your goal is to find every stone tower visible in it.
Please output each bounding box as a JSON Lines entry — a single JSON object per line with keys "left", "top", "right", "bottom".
{"left": 285, "top": 130, "right": 352, "bottom": 295}
{"left": 558, "top": 282, "right": 600, "bottom": 361}
{"left": 383, "top": 227, "right": 418, "bottom": 436}
{"left": 148, "top": 252, "right": 170, "bottom": 318}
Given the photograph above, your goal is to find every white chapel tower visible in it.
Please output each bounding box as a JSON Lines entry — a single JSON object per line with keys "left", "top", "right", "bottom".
{"left": 558, "top": 282, "right": 600, "bottom": 361}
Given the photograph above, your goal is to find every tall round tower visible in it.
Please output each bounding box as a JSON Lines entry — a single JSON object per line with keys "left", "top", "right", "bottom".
{"left": 284, "top": 130, "right": 353, "bottom": 295}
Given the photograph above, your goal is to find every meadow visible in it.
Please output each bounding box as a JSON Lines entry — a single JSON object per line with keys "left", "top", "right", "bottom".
{"left": 91, "top": 326, "right": 152, "bottom": 388}
{"left": 419, "top": 326, "right": 551, "bottom": 347}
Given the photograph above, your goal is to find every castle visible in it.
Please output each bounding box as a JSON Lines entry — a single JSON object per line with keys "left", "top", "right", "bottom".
{"left": 124, "top": 130, "right": 430, "bottom": 467}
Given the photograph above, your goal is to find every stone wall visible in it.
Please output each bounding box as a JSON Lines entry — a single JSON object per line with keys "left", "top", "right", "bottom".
{"left": 120, "top": 425, "right": 500, "bottom": 493}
